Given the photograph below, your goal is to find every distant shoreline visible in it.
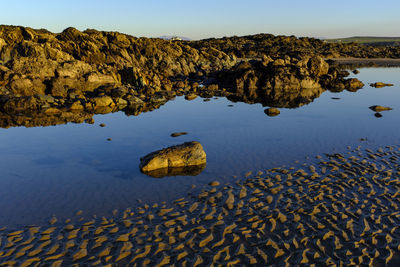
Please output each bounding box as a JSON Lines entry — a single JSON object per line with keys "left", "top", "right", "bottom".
{"left": 326, "top": 57, "right": 400, "bottom": 67}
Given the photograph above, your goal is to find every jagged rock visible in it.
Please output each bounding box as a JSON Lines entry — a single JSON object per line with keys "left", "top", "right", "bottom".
{"left": 344, "top": 78, "right": 364, "bottom": 91}
{"left": 140, "top": 141, "right": 206, "bottom": 172}
{"left": 91, "top": 96, "right": 114, "bottom": 107}
{"left": 0, "top": 25, "right": 395, "bottom": 128}
{"left": 69, "top": 101, "right": 84, "bottom": 110}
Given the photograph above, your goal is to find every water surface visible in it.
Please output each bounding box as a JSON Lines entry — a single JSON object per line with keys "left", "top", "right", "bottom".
{"left": 0, "top": 67, "right": 399, "bottom": 227}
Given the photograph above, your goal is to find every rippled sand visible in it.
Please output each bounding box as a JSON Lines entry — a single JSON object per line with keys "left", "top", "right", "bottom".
{"left": 1, "top": 145, "right": 400, "bottom": 266}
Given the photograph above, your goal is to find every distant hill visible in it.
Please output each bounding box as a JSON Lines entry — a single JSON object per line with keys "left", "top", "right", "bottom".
{"left": 326, "top": 36, "right": 400, "bottom": 46}
{"left": 158, "top": 35, "right": 191, "bottom": 41}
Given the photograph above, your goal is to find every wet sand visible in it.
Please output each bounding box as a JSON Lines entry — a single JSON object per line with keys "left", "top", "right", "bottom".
{"left": 0, "top": 145, "right": 400, "bottom": 266}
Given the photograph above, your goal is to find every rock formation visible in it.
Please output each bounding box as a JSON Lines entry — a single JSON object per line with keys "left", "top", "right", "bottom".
{"left": 0, "top": 25, "right": 384, "bottom": 127}
{"left": 140, "top": 141, "right": 207, "bottom": 175}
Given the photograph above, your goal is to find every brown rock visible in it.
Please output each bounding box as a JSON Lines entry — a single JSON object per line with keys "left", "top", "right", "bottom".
{"left": 92, "top": 96, "right": 114, "bottom": 107}
{"left": 140, "top": 141, "right": 206, "bottom": 172}
{"left": 308, "top": 56, "right": 329, "bottom": 76}
{"left": 264, "top": 108, "right": 280, "bottom": 117}
{"left": 370, "top": 82, "right": 394, "bottom": 88}
{"left": 345, "top": 78, "right": 364, "bottom": 91}
{"left": 209, "top": 181, "right": 220, "bottom": 187}
{"left": 69, "top": 101, "right": 84, "bottom": 110}
{"left": 171, "top": 132, "right": 188, "bottom": 137}
{"left": 369, "top": 105, "right": 392, "bottom": 112}
{"left": 185, "top": 94, "right": 197, "bottom": 101}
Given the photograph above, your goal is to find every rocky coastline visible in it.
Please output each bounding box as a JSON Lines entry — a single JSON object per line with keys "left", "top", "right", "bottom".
{"left": 2, "top": 25, "right": 395, "bottom": 127}
{"left": 1, "top": 26, "right": 400, "bottom": 266}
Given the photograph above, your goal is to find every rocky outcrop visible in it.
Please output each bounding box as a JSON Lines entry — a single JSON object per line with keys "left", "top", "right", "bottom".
{"left": 189, "top": 34, "right": 400, "bottom": 59}
{"left": 140, "top": 141, "right": 207, "bottom": 174}
{"left": 212, "top": 55, "right": 363, "bottom": 108}
{"left": 0, "top": 25, "right": 376, "bottom": 126}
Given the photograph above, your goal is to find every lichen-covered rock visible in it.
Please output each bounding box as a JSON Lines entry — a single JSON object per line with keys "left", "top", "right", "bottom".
{"left": 140, "top": 141, "right": 206, "bottom": 172}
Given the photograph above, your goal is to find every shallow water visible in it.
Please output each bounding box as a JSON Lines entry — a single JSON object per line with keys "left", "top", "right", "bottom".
{"left": 0, "top": 67, "right": 399, "bottom": 227}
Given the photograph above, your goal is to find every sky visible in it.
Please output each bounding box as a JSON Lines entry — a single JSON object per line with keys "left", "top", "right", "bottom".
{"left": 1, "top": 0, "right": 400, "bottom": 40}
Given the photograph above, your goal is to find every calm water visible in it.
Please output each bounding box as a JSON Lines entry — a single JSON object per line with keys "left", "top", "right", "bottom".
{"left": 0, "top": 67, "right": 399, "bottom": 227}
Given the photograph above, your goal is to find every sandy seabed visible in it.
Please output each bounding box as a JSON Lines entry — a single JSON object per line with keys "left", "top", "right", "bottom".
{"left": 0, "top": 145, "right": 400, "bottom": 266}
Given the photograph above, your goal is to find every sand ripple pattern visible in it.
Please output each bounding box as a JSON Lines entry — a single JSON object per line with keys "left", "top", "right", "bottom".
{"left": 0, "top": 146, "right": 400, "bottom": 266}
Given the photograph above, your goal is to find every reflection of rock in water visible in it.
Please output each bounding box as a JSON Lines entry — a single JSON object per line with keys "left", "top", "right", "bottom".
{"left": 264, "top": 107, "right": 280, "bottom": 116}
{"left": 0, "top": 95, "right": 169, "bottom": 128}
{"left": 0, "top": 110, "right": 95, "bottom": 128}
{"left": 142, "top": 163, "right": 206, "bottom": 178}
{"left": 214, "top": 57, "right": 364, "bottom": 108}
{"left": 227, "top": 86, "right": 325, "bottom": 108}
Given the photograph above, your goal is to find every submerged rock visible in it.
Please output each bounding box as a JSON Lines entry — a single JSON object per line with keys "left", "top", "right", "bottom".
{"left": 171, "top": 132, "right": 188, "bottom": 137}
{"left": 140, "top": 141, "right": 206, "bottom": 173}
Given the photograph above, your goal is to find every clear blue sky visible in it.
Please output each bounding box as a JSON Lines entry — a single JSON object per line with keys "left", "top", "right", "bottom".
{"left": 2, "top": 0, "right": 400, "bottom": 39}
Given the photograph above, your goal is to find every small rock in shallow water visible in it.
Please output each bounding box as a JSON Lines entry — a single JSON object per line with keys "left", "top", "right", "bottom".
{"left": 369, "top": 105, "right": 392, "bottom": 112}
{"left": 99, "top": 123, "right": 106, "bottom": 127}
{"left": 370, "top": 82, "right": 394, "bottom": 88}
{"left": 209, "top": 181, "right": 220, "bottom": 187}
{"left": 171, "top": 132, "right": 188, "bottom": 137}
{"left": 264, "top": 107, "right": 280, "bottom": 117}
{"left": 374, "top": 113, "right": 383, "bottom": 118}
{"left": 331, "top": 97, "right": 340, "bottom": 100}
{"left": 352, "top": 69, "right": 360, "bottom": 74}
{"left": 107, "top": 138, "right": 112, "bottom": 141}
{"left": 140, "top": 141, "right": 206, "bottom": 172}
{"left": 185, "top": 94, "right": 197, "bottom": 101}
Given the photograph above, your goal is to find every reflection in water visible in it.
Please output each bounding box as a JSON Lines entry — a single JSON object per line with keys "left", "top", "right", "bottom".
{"left": 0, "top": 110, "right": 95, "bottom": 128}
{"left": 227, "top": 85, "right": 326, "bottom": 108}
{"left": 142, "top": 164, "right": 207, "bottom": 178}
{"left": 0, "top": 67, "right": 398, "bottom": 227}
{"left": 0, "top": 82, "right": 362, "bottom": 128}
